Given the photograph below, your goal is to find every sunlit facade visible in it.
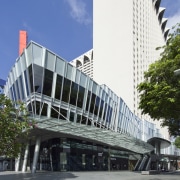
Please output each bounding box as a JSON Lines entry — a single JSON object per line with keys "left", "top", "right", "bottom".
{"left": 3, "top": 42, "right": 156, "bottom": 172}
{"left": 4, "top": 40, "right": 180, "bottom": 172}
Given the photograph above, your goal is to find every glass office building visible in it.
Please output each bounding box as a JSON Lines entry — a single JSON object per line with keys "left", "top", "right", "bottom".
{"left": 5, "top": 41, "right": 175, "bottom": 172}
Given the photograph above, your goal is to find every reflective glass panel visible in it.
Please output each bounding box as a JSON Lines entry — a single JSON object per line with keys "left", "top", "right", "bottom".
{"left": 79, "top": 73, "right": 86, "bottom": 87}
{"left": 32, "top": 43, "right": 42, "bottom": 66}
{"left": 43, "top": 69, "right": 53, "bottom": 97}
{"left": 60, "top": 108, "right": 67, "bottom": 120}
{"left": 45, "top": 51, "right": 55, "bottom": 71}
{"left": 15, "top": 80, "right": 20, "bottom": 100}
{"left": 19, "top": 75, "right": 25, "bottom": 99}
{"left": 55, "top": 74, "right": 63, "bottom": 100}
{"left": 51, "top": 106, "right": 59, "bottom": 118}
{"left": 28, "top": 65, "right": 33, "bottom": 93}
{"left": 66, "top": 64, "right": 73, "bottom": 80}
{"left": 55, "top": 57, "right": 65, "bottom": 76}
{"left": 70, "top": 112, "right": 74, "bottom": 122}
{"left": 41, "top": 103, "right": 48, "bottom": 117}
{"left": 77, "top": 86, "right": 85, "bottom": 108}
{"left": 24, "top": 71, "right": 29, "bottom": 96}
{"left": 90, "top": 93, "right": 96, "bottom": 113}
{"left": 99, "top": 100, "right": 104, "bottom": 118}
{"left": 33, "top": 64, "right": 43, "bottom": 93}
{"left": 70, "top": 82, "right": 78, "bottom": 106}
{"left": 26, "top": 43, "right": 32, "bottom": 67}
{"left": 86, "top": 91, "right": 91, "bottom": 111}
{"left": 94, "top": 96, "right": 100, "bottom": 116}
{"left": 62, "top": 78, "right": 71, "bottom": 103}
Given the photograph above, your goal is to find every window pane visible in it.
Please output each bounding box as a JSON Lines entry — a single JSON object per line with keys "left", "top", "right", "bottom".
{"left": 55, "top": 74, "right": 63, "bottom": 100}
{"left": 41, "top": 103, "right": 48, "bottom": 116}
{"left": 33, "top": 64, "right": 43, "bottom": 93}
{"left": 15, "top": 80, "right": 20, "bottom": 100}
{"left": 26, "top": 43, "right": 32, "bottom": 67}
{"left": 94, "top": 96, "right": 100, "bottom": 116}
{"left": 20, "top": 53, "right": 26, "bottom": 72}
{"left": 61, "top": 78, "right": 71, "bottom": 103}
{"left": 103, "top": 103, "right": 107, "bottom": 120}
{"left": 99, "top": 100, "right": 104, "bottom": 118}
{"left": 70, "top": 82, "right": 78, "bottom": 106}
{"left": 90, "top": 93, "right": 96, "bottom": 113}
{"left": 75, "top": 69, "right": 80, "bottom": 83}
{"left": 55, "top": 57, "right": 65, "bottom": 76}
{"left": 79, "top": 73, "right": 86, "bottom": 87}
{"left": 19, "top": 75, "right": 25, "bottom": 99}
{"left": 92, "top": 82, "right": 97, "bottom": 94}
{"left": 51, "top": 106, "right": 59, "bottom": 118}
{"left": 35, "top": 101, "right": 41, "bottom": 116}
{"left": 45, "top": 50, "right": 55, "bottom": 71}
{"left": 60, "top": 108, "right": 67, "bottom": 120}
{"left": 24, "top": 70, "right": 29, "bottom": 96}
{"left": 77, "top": 86, "right": 85, "bottom": 108}
{"left": 66, "top": 64, "right": 73, "bottom": 80}
{"left": 86, "top": 91, "right": 91, "bottom": 111}
{"left": 28, "top": 64, "right": 33, "bottom": 93}
{"left": 76, "top": 114, "right": 81, "bottom": 123}
{"left": 43, "top": 69, "right": 53, "bottom": 97}
{"left": 70, "top": 112, "right": 74, "bottom": 122}
{"left": 32, "top": 43, "right": 43, "bottom": 66}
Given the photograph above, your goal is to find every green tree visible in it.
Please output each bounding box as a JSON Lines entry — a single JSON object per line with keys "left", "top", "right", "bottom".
{"left": 137, "top": 23, "right": 180, "bottom": 137}
{"left": 174, "top": 136, "right": 180, "bottom": 149}
{"left": 0, "top": 94, "right": 30, "bottom": 158}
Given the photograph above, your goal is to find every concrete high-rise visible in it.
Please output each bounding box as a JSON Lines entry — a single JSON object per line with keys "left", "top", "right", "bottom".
{"left": 93, "top": 0, "right": 169, "bottom": 119}
{"left": 70, "top": 0, "right": 170, "bottom": 142}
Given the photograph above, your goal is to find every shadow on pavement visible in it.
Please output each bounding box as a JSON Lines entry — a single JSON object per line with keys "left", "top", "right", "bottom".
{"left": 0, "top": 171, "right": 78, "bottom": 180}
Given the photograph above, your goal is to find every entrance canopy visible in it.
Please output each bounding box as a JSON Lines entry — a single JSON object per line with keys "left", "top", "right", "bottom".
{"left": 29, "top": 117, "right": 154, "bottom": 154}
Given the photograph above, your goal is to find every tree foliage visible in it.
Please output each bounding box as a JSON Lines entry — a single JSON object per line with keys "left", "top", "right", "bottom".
{"left": 174, "top": 136, "right": 180, "bottom": 149}
{"left": 0, "top": 94, "right": 30, "bottom": 158}
{"left": 137, "top": 23, "right": 180, "bottom": 136}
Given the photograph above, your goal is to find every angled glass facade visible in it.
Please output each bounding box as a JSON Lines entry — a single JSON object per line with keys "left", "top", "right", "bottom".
{"left": 4, "top": 41, "right": 174, "bottom": 172}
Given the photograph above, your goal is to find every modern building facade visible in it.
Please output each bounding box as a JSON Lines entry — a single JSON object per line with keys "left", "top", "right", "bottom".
{"left": 2, "top": 0, "right": 180, "bottom": 173}
{"left": 4, "top": 41, "right": 179, "bottom": 172}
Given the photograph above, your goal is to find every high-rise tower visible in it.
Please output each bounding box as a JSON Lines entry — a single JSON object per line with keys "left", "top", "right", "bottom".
{"left": 93, "top": 0, "right": 169, "bottom": 119}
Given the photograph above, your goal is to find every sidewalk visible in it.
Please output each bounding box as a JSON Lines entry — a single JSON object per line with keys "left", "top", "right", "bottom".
{"left": 0, "top": 170, "right": 180, "bottom": 180}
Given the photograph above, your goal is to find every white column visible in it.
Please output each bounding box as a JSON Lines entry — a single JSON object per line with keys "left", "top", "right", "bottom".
{"left": 32, "top": 137, "right": 41, "bottom": 173}
{"left": 15, "top": 153, "right": 21, "bottom": 172}
{"left": 22, "top": 143, "right": 29, "bottom": 172}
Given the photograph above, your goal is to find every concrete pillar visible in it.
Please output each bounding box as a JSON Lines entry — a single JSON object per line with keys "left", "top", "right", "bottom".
{"left": 108, "top": 147, "right": 111, "bottom": 171}
{"left": 15, "top": 153, "right": 21, "bottom": 172}
{"left": 22, "top": 143, "right": 29, "bottom": 172}
{"left": 32, "top": 137, "right": 41, "bottom": 173}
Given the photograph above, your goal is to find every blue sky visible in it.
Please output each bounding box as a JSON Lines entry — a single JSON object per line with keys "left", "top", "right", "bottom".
{"left": 0, "top": 0, "right": 180, "bottom": 80}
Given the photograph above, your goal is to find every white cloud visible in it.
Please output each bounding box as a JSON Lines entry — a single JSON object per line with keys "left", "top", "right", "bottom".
{"left": 65, "top": 0, "right": 92, "bottom": 25}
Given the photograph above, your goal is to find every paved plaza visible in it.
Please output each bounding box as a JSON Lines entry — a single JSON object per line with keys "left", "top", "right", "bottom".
{"left": 0, "top": 171, "right": 180, "bottom": 180}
